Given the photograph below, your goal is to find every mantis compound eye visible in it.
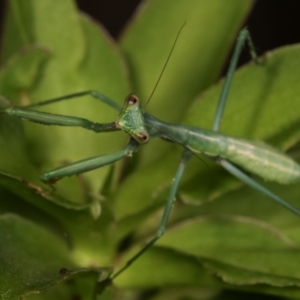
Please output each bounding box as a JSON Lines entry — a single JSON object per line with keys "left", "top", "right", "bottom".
{"left": 127, "top": 94, "right": 139, "bottom": 105}
{"left": 136, "top": 131, "right": 149, "bottom": 144}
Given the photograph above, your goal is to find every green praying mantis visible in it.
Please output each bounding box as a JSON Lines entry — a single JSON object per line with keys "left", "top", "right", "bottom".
{"left": 1, "top": 28, "right": 300, "bottom": 281}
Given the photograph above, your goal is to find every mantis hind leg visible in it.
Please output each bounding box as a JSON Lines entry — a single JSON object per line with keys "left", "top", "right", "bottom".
{"left": 211, "top": 30, "right": 300, "bottom": 232}
{"left": 219, "top": 158, "right": 300, "bottom": 218}
{"left": 111, "top": 149, "right": 193, "bottom": 279}
{"left": 213, "top": 28, "right": 259, "bottom": 132}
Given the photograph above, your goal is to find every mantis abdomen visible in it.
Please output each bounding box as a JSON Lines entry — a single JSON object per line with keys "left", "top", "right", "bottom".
{"left": 158, "top": 123, "right": 300, "bottom": 184}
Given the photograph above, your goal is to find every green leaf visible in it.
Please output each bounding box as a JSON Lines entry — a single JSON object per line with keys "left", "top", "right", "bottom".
{"left": 114, "top": 45, "right": 300, "bottom": 225}
{"left": 121, "top": 0, "right": 254, "bottom": 166}
{"left": 1, "top": 0, "right": 130, "bottom": 203}
{"left": 181, "top": 44, "right": 300, "bottom": 203}
{"left": 112, "top": 44, "right": 300, "bottom": 296}
{"left": 115, "top": 246, "right": 218, "bottom": 288}
{"left": 0, "top": 1, "right": 125, "bottom": 297}
{"left": 0, "top": 47, "right": 50, "bottom": 98}
{"left": 115, "top": 182, "right": 300, "bottom": 297}
{"left": 5, "top": 0, "right": 300, "bottom": 298}
{"left": 114, "top": 0, "right": 254, "bottom": 228}
{"left": 0, "top": 213, "right": 111, "bottom": 300}
{"left": 156, "top": 181, "right": 300, "bottom": 297}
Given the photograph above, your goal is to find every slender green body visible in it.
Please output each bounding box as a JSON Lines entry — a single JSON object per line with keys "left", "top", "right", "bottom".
{"left": 5, "top": 102, "right": 300, "bottom": 185}
{"left": 151, "top": 119, "right": 300, "bottom": 184}
{"left": 1, "top": 29, "right": 300, "bottom": 283}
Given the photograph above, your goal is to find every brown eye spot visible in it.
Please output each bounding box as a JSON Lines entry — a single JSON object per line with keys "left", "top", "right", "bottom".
{"left": 128, "top": 95, "right": 138, "bottom": 105}
{"left": 138, "top": 132, "right": 149, "bottom": 143}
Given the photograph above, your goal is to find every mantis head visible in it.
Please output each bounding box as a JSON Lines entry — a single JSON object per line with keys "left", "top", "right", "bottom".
{"left": 115, "top": 94, "right": 149, "bottom": 144}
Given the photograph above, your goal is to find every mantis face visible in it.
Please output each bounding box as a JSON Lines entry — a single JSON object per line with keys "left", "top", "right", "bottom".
{"left": 115, "top": 94, "right": 149, "bottom": 144}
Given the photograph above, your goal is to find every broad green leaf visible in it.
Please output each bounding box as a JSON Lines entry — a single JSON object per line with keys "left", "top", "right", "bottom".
{"left": 185, "top": 45, "right": 300, "bottom": 146}
{"left": 114, "top": 0, "right": 255, "bottom": 235}
{"left": 115, "top": 247, "right": 218, "bottom": 288}
{"left": 115, "top": 182, "right": 300, "bottom": 298}
{"left": 0, "top": 2, "right": 127, "bottom": 272}
{"left": 181, "top": 44, "right": 300, "bottom": 203}
{"left": 0, "top": 1, "right": 124, "bottom": 297}
{"left": 120, "top": 0, "right": 254, "bottom": 165}
{"left": 0, "top": 186, "right": 114, "bottom": 268}
{"left": 0, "top": 47, "right": 50, "bottom": 186}
{"left": 121, "top": 0, "right": 254, "bottom": 121}
{"left": 0, "top": 213, "right": 111, "bottom": 300}
{"left": 0, "top": 47, "right": 50, "bottom": 99}
{"left": 1, "top": 0, "right": 130, "bottom": 204}
{"left": 112, "top": 45, "right": 300, "bottom": 296}
{"left": 156, "top": 182, "right": 300, "bottom": 297}
{"left": 3, "top": 0, "right": 300, "bottom": 298}
{"left": 114, "top": 45, "right": 300, "bottom": 222}
{"left": 115, "top": 247, "right": 300, "bottom": 298}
